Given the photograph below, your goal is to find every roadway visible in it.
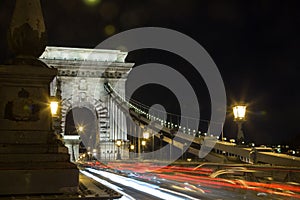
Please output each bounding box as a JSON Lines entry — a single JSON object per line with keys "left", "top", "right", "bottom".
{"left": 81, "top": 168, "right": 205, "bottom": 200}
{"left": 79, "top": 162, "right": 300, "bottom": 200}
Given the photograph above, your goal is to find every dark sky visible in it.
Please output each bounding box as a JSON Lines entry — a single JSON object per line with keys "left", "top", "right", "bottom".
{"left": 0, "top": 0, "right": 299, "bottom": 146}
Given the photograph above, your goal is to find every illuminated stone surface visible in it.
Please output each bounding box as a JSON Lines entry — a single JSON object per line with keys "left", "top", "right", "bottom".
{"left": 40, "top": 46, "right": 134, "bottom": 161}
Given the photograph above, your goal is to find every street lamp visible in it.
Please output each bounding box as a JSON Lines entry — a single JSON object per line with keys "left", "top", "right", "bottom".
{"left": 130, "top": 144, "right": 135, "bottom": 151}
{"left": 129, "top": 144, "right": 135, "bottom": 159}
{"left": 233, "top": 105, "right": 247, "bottom": 144}
{"left": 92, "top": 148, "right": 97, "bottom": 159}
{"left": 233, "top": 105, "right": 247, "bottom": 120}
{"left": 140, "top": 131, "right": 150, "bottom": 158}
{"left": 116, "top": 139, "right": 122, "bottom": 160}
{"left": 50, "top": 97, "right": 59, "bottom": 117}
{"left": 49, "top": 97, "right": 62, "bottom": 139}
{"left": 141, "top": 140, "right": 146, "bottom": 155}
{"left": 143, "top": 131, "right": 150, "bottom": 139}
{"left": 87, "top": 151, "right": 92, "bottom": 161}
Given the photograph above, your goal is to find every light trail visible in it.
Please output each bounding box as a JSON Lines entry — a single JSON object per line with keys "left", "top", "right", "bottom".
{"left": 86, "top": 168, "right": 200, "bottom": 200}
{"left": 80, "top": 170, "right": 135, "bottom": 200}
{"left": 158, "top": 187, "right": 202, "bottom": 200}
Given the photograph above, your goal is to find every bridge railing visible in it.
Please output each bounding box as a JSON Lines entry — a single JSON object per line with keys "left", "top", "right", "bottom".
{"left": 104, "top": 82, "right": 215, "bottom": 138}
{"left": 104, "top": 82, "right": 226, "bottom": 160}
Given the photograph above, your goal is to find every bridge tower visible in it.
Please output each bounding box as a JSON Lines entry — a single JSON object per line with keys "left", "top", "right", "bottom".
{"left": 40, "top": 46, "right": 134, "bottom": 161}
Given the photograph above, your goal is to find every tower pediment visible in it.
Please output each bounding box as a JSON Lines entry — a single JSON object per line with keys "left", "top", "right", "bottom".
{"left": 40, "top": 46, "right": 128, "bottom": 63}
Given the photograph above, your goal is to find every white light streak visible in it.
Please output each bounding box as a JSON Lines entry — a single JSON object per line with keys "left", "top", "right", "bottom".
{"left": 80, "top": 170, "right": 135, "bottom": 200}
{"left": 86, "top": 168, "right": 196, "bottom": 200}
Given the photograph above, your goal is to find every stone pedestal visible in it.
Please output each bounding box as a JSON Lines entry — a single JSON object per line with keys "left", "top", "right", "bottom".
{"left": 64, "top": 135, "right": 81, "bottom": 162}
{"left": 0, "top": 64, "right": 78, "bottom": 195}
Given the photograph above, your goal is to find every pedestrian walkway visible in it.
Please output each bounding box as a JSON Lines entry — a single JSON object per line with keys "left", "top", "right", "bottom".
{"left": 0, "top": 173, "right": 121, "bottom": 200}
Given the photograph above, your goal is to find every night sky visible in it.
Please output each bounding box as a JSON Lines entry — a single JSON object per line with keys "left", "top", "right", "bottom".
{"left": 0, "top": 0, "right": 299, "bottom": 146}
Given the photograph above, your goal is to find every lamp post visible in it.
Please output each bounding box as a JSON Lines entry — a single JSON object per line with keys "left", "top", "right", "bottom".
{"left": 129, "top": 144, "right": 134, "bottom": 159}
{"left": 139, "top": 130, "right": 149, "bottom": 159}
{"left": 87, "top": 151, "right": 92, "bottom": 161}
{"left": 160, "top": 133, "right": 164, "bottom": 160}
{"left": 141, "top": 140, "right": 146, "bottom": 155}
{"left": 143, "top": 131, "right": 150, "bottom": 140}
{"left": 116, "top": 139, "right": 122, "bottom": 160}
{"left": 233, "top": 105, "right": 247, "bottom": 145}
{"left": 152, "top": 130, "right": 155, "bottom": 156}
{"left": 92, "top": 149, "right": 97, "bottom": 160}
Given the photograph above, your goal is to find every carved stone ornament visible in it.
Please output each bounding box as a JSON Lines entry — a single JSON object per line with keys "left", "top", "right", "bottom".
{"left": 7, "top": 0, "right": 47, "bottom": 59}
{"left": 4, "top": 88, "right": 40, "bottom": 121}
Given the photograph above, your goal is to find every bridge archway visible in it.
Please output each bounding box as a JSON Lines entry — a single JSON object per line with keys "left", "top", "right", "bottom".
{"left": 61, "top": 96, "right": 107, "bottom": 135}
{"left": 61, "top": 96, "right": 109, "bottom": 162}
{"left": 65, "top": 107, "right": 98, "bottom": 137}
{"left": 64, "top": 106, "right": 98, "bottom": 162}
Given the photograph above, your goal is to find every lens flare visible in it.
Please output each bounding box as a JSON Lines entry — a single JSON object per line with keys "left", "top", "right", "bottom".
{"left": 83, "top": 0, "right": 101, "bottom": 6}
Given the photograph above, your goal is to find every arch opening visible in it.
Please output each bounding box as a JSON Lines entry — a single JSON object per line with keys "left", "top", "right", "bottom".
{"left": 64, "top": 107, "right": 99, "bottom": 161}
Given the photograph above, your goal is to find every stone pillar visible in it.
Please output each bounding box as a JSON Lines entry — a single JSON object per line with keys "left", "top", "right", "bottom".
{"left": 0, "top": 0, "right": 78, "bottom": 195}
{"left": 64, "top": 135, "right": 81, "bottom": 162}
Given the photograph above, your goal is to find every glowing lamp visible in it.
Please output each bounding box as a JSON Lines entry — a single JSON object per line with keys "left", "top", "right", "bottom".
{"left": 143, "top": 131, "right": 150, "bottom": 139}
{"left": 130, "top": 144, "right": 135, "bottom": 150}
{"left": 50, "top": 99, "right": 59, "bottom": 116}
{"left": 116, "top": 140, "right": 122, "bottom": 147}
{"left": 233, "top": 105, "right": 247, "bottom": 120}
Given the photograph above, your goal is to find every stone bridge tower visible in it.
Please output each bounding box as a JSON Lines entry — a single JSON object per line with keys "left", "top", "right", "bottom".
{"left": 40, "top": 46, "right": 134, "bottom": 161}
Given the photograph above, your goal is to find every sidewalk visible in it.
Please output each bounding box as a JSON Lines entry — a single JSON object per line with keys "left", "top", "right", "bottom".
{"left": 0, "top": 173, "right": 122, "bottom": 200}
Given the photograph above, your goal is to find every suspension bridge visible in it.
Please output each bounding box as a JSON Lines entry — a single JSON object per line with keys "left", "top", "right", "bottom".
{"left": 41, "top": 46, "right": 300, "bottom": 167}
